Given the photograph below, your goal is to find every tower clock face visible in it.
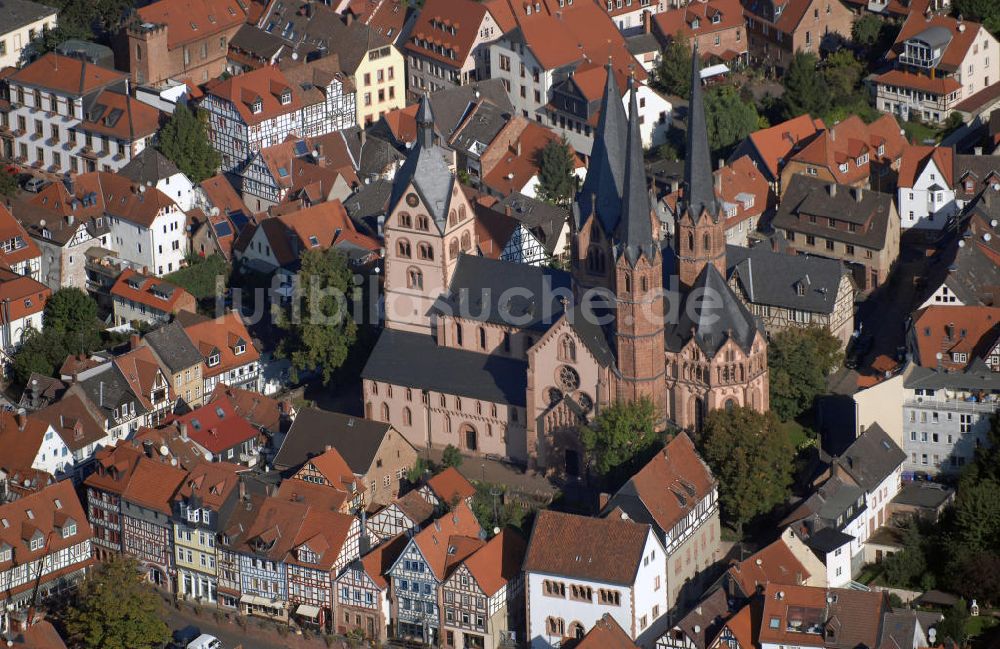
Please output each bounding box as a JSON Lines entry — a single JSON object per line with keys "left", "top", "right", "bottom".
{"left": 405, "top": 192, "right": 419, "bottom": 207}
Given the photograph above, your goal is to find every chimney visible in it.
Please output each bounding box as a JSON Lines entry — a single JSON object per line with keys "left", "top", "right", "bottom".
{"left": 598, "top": 492, "right": 611, "bottom": 510}
{"left": 718, "top": 158, "right": 724, "bottom": 171}
{"left": 179, "top": 422, "right": 189, "bottom": 440}
{"left": 643, "top": 9, "right": 652, "bottom": 33}
{"left": 130, "top": 333, "right": 141, "bottom": 350}
{"left": 854, "top": 187, "right": 863, "bottom": 202}
{"left": 142, "top": 439, "right": 154, "bottom": 458}
{"left": 238, "top": 478, "right": 247, "bottom": 501}
{"left": 827, "top": 184, "right": 837, "bottom": 197}
{"left": 344, "top": 9, "right": 353, "bottom": 24}
{"left": 505, "top": 204, "right": 512, "bottom": 217}
{"left": 324, "top": 444, "right": 332, "bottom": 452}
{"left": 974, "top": 147, "right": 983, "bottom": 156}
{"left": 16, "top": 413, "right": 25, "bottom": 431}
{"left": 359, "top": 129, "right": 367, "bottom": 148}
{"left": 315, "top": 143, "right": 325, "bottom": 164}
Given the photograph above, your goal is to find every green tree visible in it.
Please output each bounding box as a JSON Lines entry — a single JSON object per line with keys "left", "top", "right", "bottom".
{"left": 44, "top": 287, "right": 98, "bottom": 336}
{"left": 881, "top": 519, "right": 929, "bottom": 588}
{"left": 782, "top": 52, "right": 830, "bottom": 120}
{"left": 0, "top": 166, "right": 18, "bottom": 197}
{"left": 705, "top": 86, "right": 761, "bottom": 155}
{"left": 471, "top": 483, "right": 528, "bottom": 533}
{"left": 768, "top": 327, "right": 844, "bottom": 421}
{"left": 9, "top": 329, "right": 69, "bottom": 389}
{"left": 654, "top": 33, "right": 692, "bottom": 99}
{"left": 953, "top": 0, "right": 1000, "bottom": 35}
{"left": 535, "top": 138, "right": 577, "bottom": 206}
{"left": 823, "top": 50, "right": 864, "bottom": 105}
{"left": 953, "top": 478, "right": 1000, "bottom": 555}
{"left": 936, "top": 599, "right": 970, "bottom": 646}
{"left": 157, "top": 104, "right": 221, "bottom": 183}
{"left": 696, "top": 407, "right": 795, "bottom": 536}
{"left": 851, "top": 14, "right": 884, "bottom": 47}
{"left": 581, "top": 397, "right": 659, "bottom": 482}
{"left": 64, "top": 555, "right": 171, "bottom": 649}
{"left": 441, "top": 444, "right": 463, "bottom": 468}
{"left": 275, "top": 247, "right": 357, "bottom": 384}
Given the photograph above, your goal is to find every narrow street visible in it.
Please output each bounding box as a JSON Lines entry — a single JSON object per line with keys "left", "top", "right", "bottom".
{"left": 163, "top": 601, "right": 352, "bottom": 649}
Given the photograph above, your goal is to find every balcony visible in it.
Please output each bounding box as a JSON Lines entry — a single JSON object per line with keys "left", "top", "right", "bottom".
{"left": 904, "top": 397, "right": 999, "bottom": 415}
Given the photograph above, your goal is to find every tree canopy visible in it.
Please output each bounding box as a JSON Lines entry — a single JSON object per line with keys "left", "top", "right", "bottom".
{"left": 0, "top": 166, "right": 18, "bottom": 198}
{"left": 953, "top": 0, "right": 1000, "bottom": 35}
{"left": 441, "top": 444, "right": 463, "bottom": 468}
{"left": 64, "top": 555, "right": 171, "bottom": 649}
{"left": 157, "top": 105, "right": 221, "bottom": 183}
{"left": 695, "top": 407, "right": 795, "bottom": 535}
{"left": 851, "top": 14, "right": 884, "bottom": 48}
{"left": 768, "top": 326, "right": 843, "bottom": 421}
{"left": 782, "top": 52, "right": 830, "bottom": 120}
{"left": 706, "top": 86, "right": 764, "bottom": 156}
{"left": 275, "top": 247, "right": 358, "bottom": 384}
{"left": 581, "top": 397, "right": 659, "bottom": 484}
{"left": 654, "top": 33, "right": 693, "bottom": 99}
{"left": 535, "top": 138, "right": 577, "bottom": 206}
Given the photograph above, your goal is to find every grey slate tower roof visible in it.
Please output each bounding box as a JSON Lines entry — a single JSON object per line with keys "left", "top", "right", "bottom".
{"left": 388, "top": 94, "right": 456, "bottom": 234}
{"left": 684, "top": 44, "right": 718, "bottom": 223}
{"left": 615, "top": 77, "right": 657, "bottom": 266}
{"left": 574, "top": 64, "right": 627, "bottom": 233}
{"left": 666, "top": 263, "right": 758, "bottom": 356}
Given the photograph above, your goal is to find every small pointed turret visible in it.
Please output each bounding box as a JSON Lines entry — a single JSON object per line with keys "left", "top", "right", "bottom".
{"left": 616, "top": 76, "right": 657, "bottom": 265}
{"left": 416, "top": 94, "right": 435, "bottom": 150}
{"left": 684, "top": 44, "right": 718, "bottom": 222}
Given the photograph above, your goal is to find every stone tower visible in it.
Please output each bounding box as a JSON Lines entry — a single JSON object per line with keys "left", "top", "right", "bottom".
{"left": 676, "top": 46, "right": 726, "bottom": 291}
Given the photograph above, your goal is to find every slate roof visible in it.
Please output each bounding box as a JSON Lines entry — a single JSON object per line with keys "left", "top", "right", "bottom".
{"left": 439, "top": 254, "right": 571, "bottom": 332}
{"left": 387, "top": 104, "right": 457, "bottom": 233}
{"left": 274, "top": 407, "right": 398, "bottom": 475}
{"left": 77, "top": 363, "right": 150, "bottom": 423}
{"left": 362, "top": 329, "right": 528, "bottom": 406}
{"left": 498, "top": 193, "right": 569, "bottom": 257}
{"left": 675, "top": 587, "right": 732, "bottom": 649}
{"left": 879, "top": 609, "right": 928, "bottom": 649}
{"left": 684, "top": 46, "right": 719, "bottom": 223}
{"left": 230, "top": 24, "right": 285, "bottom": 60}
{"left": 0, "top": 0, "right": 57, "bottom": 32}
{"left": 665, "top": 263, "right": 761, "bottom": 356}
{"left": 523, "top": 509, "right": 651, "bottom": 585}
{"left": 727, "top": 244, "right": 850, "bottom": 315}
{"left": 448, "top": 97, "right": 509, "bottom": 159}
{"left": 834, "top": 424, "right": 906, "bottom": 494}
{"left": 118, "top": 147, "right": 182, "bottom": 185}
{"left": 343, "top": 178, "right": 393, "bottom": 236}
{"left": 774, "top": 175, "right": 894, "bottom": 250}
{"left": 574, "top": 64, "right": 627, "bottom": 233}
{"left": 616, "top": 77, "right": 657, "bottom": 266}
{"left": 142, "top": 321, "right": 204, "bottom": 374}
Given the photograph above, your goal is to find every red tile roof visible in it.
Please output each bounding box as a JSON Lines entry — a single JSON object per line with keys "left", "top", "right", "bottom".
{"left": 206, "top": 65, "right": 303, "bottom": 126}
{"left": 574, "top": 614, "right": 639, "bottom": 649}
{"left": 0, "top": 203, "right": 41, "bottom": 270}
{"left": 410, "top": 502, "right": 483, "bottom": 580}
{"left": 170, "top": 393, "right": 261, "bottom": 454}
{"left": 286, "top": 507, "right": 356, "bottom": 571}
{"left": 744, "top": 114, "right": 825, "bottom": 180}
{"left": 77, "top": 91, "right": 162, "bottom": 141}
{"left": 461, "top": 529, "right": 526, "bottom": 596}
{"left": 359, "top": 533, "right": 408, "bottom": 589}
{"left": 911, "top": 305, "right": 1000, "bottom": 370}
{"left": 789, "top": 114, "right": 907, "bottom": 185}
{"left": 113, "top": 346, "right": 166, "bottom": 412}
{"left": 174, "top": 460, "right": 242, "bottom": 510}
{"left": 889, "top": 12, "right": 984, "bottom": 72}
{"left": 426, "top": 467, "right": 476, "bottom": 505}
{"left": 897, "top": 144, "right": 955, "bottom": 188}
{"left": 110, "top": 269, "right": 196, "bottom": 315}
{"left": 0, "top": 268, "right": 49, "bottom": 324}
{"left": 716, "top": 156, "right": 769, "bottom": 229}
{"left": 298, "top": 447, "right": 358, "bottom": 491}
{"left": 524, "top": 509, "right": 651, "bottom": 585}
{"left": 0, "top": 411, "right": 51, "bottom": 475}
{"left": 9, "top": 53, "right": 124, "bottom": 96}
{"left": 8, "top": 620, "right": 69, "bottom": 649}
{"left": 31, "top": 171, "right": 180, "bottom": 228}
{"left": 874, "top": 69, "right": 962, "bottom": 96}
{"left": 182, "top": 311, "right": 260, "bottom": 379}
{"left": 482, "top": 120, "right": 583, "bottom": 195}
{"left": 201, "top": 174, "right": 251, "bottom": 218}
{"left": 136, "top": 0, "right": 247, "bottom": 50}
{"left": 207, "top": 383, "right": 286, "bottom": 432}
{"left": 708, "top": 604, "right": 756, "bottom": 649}
{"left": 405, "top": 0, "right": 491, "bottom": 68}
{"left": 653, "top": 0, "right": 746, "bottom": 42}
{"left": 728, "top": 536, "right": 810, "bottom": 596}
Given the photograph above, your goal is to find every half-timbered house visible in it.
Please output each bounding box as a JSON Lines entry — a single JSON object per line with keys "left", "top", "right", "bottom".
{"left": 387, "top": 502, "right": 483, "bottom": 644}
{"left": 366, "top": 491, "right": 435, "bottom": 544}
{"left": 287, "top": 509, "right": 361, "bottom": 629}
{"left": 335, "top": 534, "right": 409, "bottom": 643}
{"left": 418, "top": 467, "right": 476, "bottom": 512}
{"left": 441, "top": 529, "right": 527, "bottom": 649}
{"left": 216, "top": 492, "right": 265, "bottom": 610}
{"left": 289, "top": 446, "right": 364, "bottom": 513}
{"left": 233, "top": 496, "right": 305, "bottom": 620}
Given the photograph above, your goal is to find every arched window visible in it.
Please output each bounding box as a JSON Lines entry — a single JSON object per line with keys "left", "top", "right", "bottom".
{"left": 407, "top": 268, "right": 423, "bottom": 289}
{"left": 444, "top": 415, "right": 452, "bottom": 433}
{"left": 586, "top": 247, "right": 605, "bottom": 273}
{"left": 416, "top": 215, "right": 429, "bottom": 230}
{"left": 688, "top": 232, "right": 695, "bottom": 252}
{"left": 624, "top": 273, "right": 631, "bottom": 293}
{"left": 380, "top": 403, "right": 389, "bottom": 421}
{"left": 405, "top": 388, "right": 413, "bottom": 401}
{"left": 371, "top": 381, "right": 379, "bottom": 396}
{"left": 399, "top": 212, "right": 412, "bottom": 228}
{"left": 559, "top": 336, "right": 576, "bottom": 362}
{"left": 397, "top": 239, "right": 411, "bottom": 258}
{"left": 703, "top": 232, "right": 711, "bottom": 251}
{"left": 440, "top": 394, "right": 447, "bottom": 407}
{"left": 476, "top": 401, "right": 482, "bottom": 415}
{"left": 478, "top": 326, "right": 486, "bottom": 349}
{"left": 455, "top": 323, "right": 464, "bottom": 346}
{"left": 725, "top": 399, "right": 736, "bottom": 413}
{"left": 449, "top": 210, "right": 458, "bottom": 226}
{"left": 641, "top": 275, "right": 648, "bottom": 291}
{"left": 459, "top": 204, "right": 467, "bottom": 220}
{"left": 449, "top": 238, "right": 459, "bottom": 259}
{"left": 402, "top": 407, "right": 412, "bottom": 426}
{"left": 461, "top": 231, "right": 472, "bottom": 251}
{"left": 418, "top": 242, "right": 434, "bottom": 260}
{"left": 491, "top": 404, "right": 497, "bottom": 418}
{"left": 365, "top": 402, "right": 372, "bottom": 418}
{"left": 461, "top": 424, "right": 478, "bottom": 451}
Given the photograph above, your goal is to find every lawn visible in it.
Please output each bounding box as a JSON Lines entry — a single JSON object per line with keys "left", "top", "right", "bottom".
{"left": 898, "top": 116, "right": 943, "bottom": 145}
{"left": 967, "top": 614, "right": 998, "bottom": 638}
{"left": 779, "top": 418, "right": 814, "bottom": 450}
{"left": 164, "top": 254, "right": 229, "bottom": 299}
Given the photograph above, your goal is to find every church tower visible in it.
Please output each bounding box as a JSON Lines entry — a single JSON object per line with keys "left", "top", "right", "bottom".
{"left": 676, "top": 46, "right": 726, "bottom": 291}
{"left": 611, "top": 78, "right": 666, "bottom": 413}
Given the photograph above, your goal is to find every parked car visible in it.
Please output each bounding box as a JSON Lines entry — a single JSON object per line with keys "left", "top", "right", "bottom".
{"left": 186, "top": 634, "right": 222, "bottom": 649}
{"left": 23, "top": 177, "right": 47, "bottom": 192}
{"left": 845, "top": 333, "right": 874, "bottom": 369}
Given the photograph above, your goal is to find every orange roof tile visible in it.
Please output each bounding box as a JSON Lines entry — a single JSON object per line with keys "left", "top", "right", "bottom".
{"left": 715, "top": 155, "right": 770, "bottom": 228}
{"left": 574, "top": 614, "right": 638, "bottom": 649}
{"left": 874, "top": 69, "right": 962, "bottom": 96}
{"left": 77, "top": 90, "right": 162, "bottom": 141}
{"left": 482, "top": 120, "right": 583, "bottom": 195}
{"left": 788, "top": 114, "right": 907, "bottom": 185}
{"left": 31, "top": 171, "right": 179, "bottom": 228}
{"left": 728, "top": 537, "right": 810, "bottom": 596}
{"left": 170, "top": 390, "right": 260, "bottom": 453}
{"left": 461, "top": 529, "right": 526, "bottom": 596}
{"left": 206, "top": 66, "right": 303, "bottom": 126}
{"left": 9, "top": 53, "right": 124, "bottom": 96}
{"left": 110, "top": 269, "right": 196, "bottom": 314}
{"left": 426, "top": 466, "right": 476, "bottom": 505}
{"left": 0, "top": 481, "right": 91, "bottom": 576}
{"left": 182, "top": 311, "right": 260, "bottom": 379}
{"left": 359, "top": 533, "right": 409, "bottom": 589}
{"left": 136, "top": 0, "right": 246, "bottom": 50}
{"left": 897, "top": 144, "right": 954, "bottom": 188}
{"left": 405, "top": 0, "right": 491, "bottom": 69}
{"left": 745, "top": 114, "right": 825, "bottom": 180}
{"left": 0, "top": 268, "right": 49, "bottom": 323}
{"left": 0, "top": 203, "right": 41, "bottom": 270}
{"left": 889, "top": 12, "right": 983, "bottom": 72}
{"left": 911, "top": 305, "right": 1000, "bottom": 370}
{"left": 652, "top": 0, "right": 746, "bottom": 42}
{"left": 0, "top": 411, "right": 51, "bottom": 474}
{"left": 411, "top": 502, "right": 482, "bottom": 580}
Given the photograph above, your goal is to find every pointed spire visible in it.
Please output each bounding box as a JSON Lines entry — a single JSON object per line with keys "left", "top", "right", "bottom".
{"left": 575, "top": 63, "right": 628, "bottom": 232}
{"left": 417, "top": 93, "right": 434, "bottom": 150}
{"left": 684, "top": 43, "right": 718, "bottom": 222}
{"left": 616, "top": 75, "right": 656, "bottom": 265}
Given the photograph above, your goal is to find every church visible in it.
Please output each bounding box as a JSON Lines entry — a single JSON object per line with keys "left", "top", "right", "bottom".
{"left": 361, "top": 51, "right": 769, "bottom": 475}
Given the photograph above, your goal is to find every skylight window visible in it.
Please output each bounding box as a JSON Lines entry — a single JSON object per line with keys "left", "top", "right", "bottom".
{"left": 278, "top": 167, "right": 289, "bottom": 177}
{"left": 309, "top": 235, "right": 319, "bottom": 247}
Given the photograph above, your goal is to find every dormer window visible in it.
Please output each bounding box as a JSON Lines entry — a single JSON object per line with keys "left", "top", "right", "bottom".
{"left": 29, "top": 535, "right": 44, "bottom": 551}
{"left": 712, "top": 12, "right": 721, "bottom": 23}
{"left": 251, "top": 99, "right": 263, "bottom": 114}
{"left": 857, "top": 153, "right": 869, "bottom": 166}
{"left": 62, "top": 521, "right": 77, "bottom": 538}
{"left": 234, "top": 343, "right": 246, "bottom": 355}
{"left": 298, "top": 546, "right": 317, "bottom": 563}
{"left": 186, "top": 506, "right": 201, "bottom": 523}
{"left": 691, "top": 18, "right": 700, "bottom": 29}
{"left": 877, "top": 144, "right": 885, "bottom": 156}
{"left": 839, "top": 162, "right": 849, "bottom": 173}
{"left": 208, "top": 353, "right": 221, "bottom": 367}
{"left": 0, "top": 545, "right": 10, "bottom": 562}
{"left": 280, "top": 90, "right": 292, "bottom": 105}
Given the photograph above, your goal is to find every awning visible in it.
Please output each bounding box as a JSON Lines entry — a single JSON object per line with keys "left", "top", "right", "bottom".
{"left": 295, "top": 604, "right": 321, "bottom": 618}
{"left": 700, "top": 64, "right": 730, "bottom": 79}
{"left": 240, "top": 594, "right": 285, "bottom": 609}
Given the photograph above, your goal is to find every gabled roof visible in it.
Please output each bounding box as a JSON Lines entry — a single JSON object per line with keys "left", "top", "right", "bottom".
{"left": 523, "top": 509, "right": 651, "bottom": 585}
{"left": 110, "top": 269, "right": 195, "bottom": 314}
{"left": 119, "top": 148, "right": 183, "bottom": 186}
{"left": 142, "top": 321, "right": 204, "bottom": 374}
{"left": 0, "top": 480, "right": 90, "bottom": 573}
{"left": 739, "top": 113, "right": 825, "bottom": 181}
{"left": 788, "top": 114, "right": 906, "bottom": 185}
{"left": 286, "top": 506, "right": 355, "bottom": 570}
{"left": 174, "top": 460, "right": 242, "bottom": 510}
{"left": 404, "top": 0, "right": 491, "bottom": 68}
{"left": 833, "top": 424, "right": 905, "bottom": 494}
{"left": 135, "top": 0, "right": 246, "bottom": 49}
{"left": 728, "top": 536, "right": 810, "bottom": 597}
{"left": 426, "top": 467, "right": 475, "bottom": 505}
{"left": 910, "top": 305, "right": 1000, "bottom": 370}
{"left": 652, "top": 0, "right": 745, "bottom": 42}
{"left": 666, "top": 262, "right": 760, "bottom": 356}
{"left": 715, "top": 156, "right": 769, "bottom": 228}
{"left": 234, "top": 495, "right": 309, "bottom": 560}
{"left": 170, "top": 393, "right": 260, "bottom": 454}
{"left": 207, "top": 383, "right": 286, "bottom": 433}
{"left": 0, "top": 411, "right": 53, "bottom": 474}
{"left": 28, "top": 171, "right": 178, "bottom": 229}
{"left": 392, "top": 490, "right": 436, "bottom": 525}
{"left": 574, "top": 614, "right": 638, "bottom": 649}
{"left": 9, "top": 53, "right": 124, "bottom": 96}
{"left": 205, "top": 66, "right": 302, "bottom": 126}
{"left": 602, "top": 433, "right": 716, "bottom": 539}
{"left": 727, "top": 244, "right": 850, "bottom": 315}
{"left": 897, "top": 145, "right": 954, "bottom": 189}
{"left": 888, "top": 12, "right": 983, "bottom": 72}
{"left": 182, "top": 311, "right": 259, "bottom": 378}
{"left": 275, "top": 407, "right": 401, "bottom": 475}
{"left": 113, "top": 346, "right": 165, "bottom": 411}
{"left": 357, "top": 533, "right": 409, "bottom": 589}
{"left": 0, "top": 268, "right": 49, "bottom": 324}
{"left": 460, "top": 528, "right": 526, "bottom": 597}
{"left": 300, "top": 447, "right": 357, "bottom": 490}
{"left": 774, "top": 175, "right": 895, "bottom": 250}
{"left": 407, "top": 502, "right": 483, "bottom": 580}
{"left": 0, "top": 203, "right": 41, "bottom": 271}
{"left": 77, "top": 87, "right": 162, "bottom": 141}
